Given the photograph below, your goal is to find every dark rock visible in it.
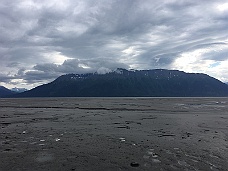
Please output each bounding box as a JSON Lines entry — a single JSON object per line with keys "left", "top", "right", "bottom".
{"left": 130, "top": 162, "right": 140, "bottom": 167}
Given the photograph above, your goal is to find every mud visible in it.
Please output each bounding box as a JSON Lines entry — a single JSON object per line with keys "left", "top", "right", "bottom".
{"left": 0, "top": 98, "right": 228, "bottom": 171}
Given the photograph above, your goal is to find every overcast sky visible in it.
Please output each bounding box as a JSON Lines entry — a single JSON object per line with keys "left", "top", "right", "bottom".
{"left": 1, "top": 0, "right": 228, "bottom": 89}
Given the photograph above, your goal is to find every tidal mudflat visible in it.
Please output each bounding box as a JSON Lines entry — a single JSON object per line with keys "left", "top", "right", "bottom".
{"left": 0, "top": 98, "right": 228, "bottom": 171}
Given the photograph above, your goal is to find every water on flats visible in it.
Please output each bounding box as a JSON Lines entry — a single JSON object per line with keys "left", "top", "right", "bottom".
{"left": 36, "top": 152, "right": 54, "bottom": 163}
{"left": 178, "top": 160, "right": 190, "bottom": 167}
{"left": 152, "top": 159, "right": 161, "bottom": 163}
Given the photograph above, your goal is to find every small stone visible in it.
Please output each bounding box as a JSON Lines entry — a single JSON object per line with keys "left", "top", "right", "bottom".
{"left": 4, "top": 148, "right": 12, "bottom": 151}
{"left": 55, "top": 138, "right": 60, "bottom": 141}
{"left": 130, "top": 162, "right": 140, "bottom": 167}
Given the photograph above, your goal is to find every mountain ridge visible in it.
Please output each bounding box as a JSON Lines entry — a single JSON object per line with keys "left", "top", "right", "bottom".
{"left": 13, "top": 69, "right": 228, "bottom": 97}
{"left": 0, "top": 86, "right": 17, "bottom": 97}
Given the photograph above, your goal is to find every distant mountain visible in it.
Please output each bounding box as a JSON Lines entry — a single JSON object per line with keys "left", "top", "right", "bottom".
{"left": 0, "top": 86, "right": 17, "bottom": 97}
{"left": 14, "top": 69, "right": 228, "bottom": 97}
{"left": 11, "top": 87, "right": 28, "bottom": 93}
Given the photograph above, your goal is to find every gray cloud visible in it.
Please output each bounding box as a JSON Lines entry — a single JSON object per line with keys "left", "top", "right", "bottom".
{"left": 32, "top": 58, "right": 129, "bottom": 78}
{"left": 1, "top": 0, "right": 228, "bottom": 89}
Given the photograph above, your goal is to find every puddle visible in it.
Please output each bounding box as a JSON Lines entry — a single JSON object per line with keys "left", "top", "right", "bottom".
{"left": 209, "top": 154, "right": 220, "bottom": 159}
{"left": 164, "top": 149, "right": 174, "bottom": 155}
{"left": 143, "top": 155, "right": 150, "bottom": 159}
{"left": 185, "top": 153, "right": 201, "bottom": 161}
{"left": 36, "top": 152, "right": 53, "bottom": 162}
{"left": 20, "top": 140, "right": 28, "bottom": 143}
{"left": 39, "top": 144, "right": 45, "bottom": 146}
{"left": 152, "top": 158, "right": 161, "bottom": 163}
{"left": 178, "top": 160, "right": 190, "bottom": 167}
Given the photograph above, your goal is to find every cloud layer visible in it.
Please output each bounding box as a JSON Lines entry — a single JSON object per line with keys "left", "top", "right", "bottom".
{"left": 1, "top": 0, "right": 228, "bottom": 89}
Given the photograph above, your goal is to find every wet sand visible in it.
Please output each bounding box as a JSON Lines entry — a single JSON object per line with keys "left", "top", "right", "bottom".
{"left": 0, "top": 97, "right": 228, "bottom": 171}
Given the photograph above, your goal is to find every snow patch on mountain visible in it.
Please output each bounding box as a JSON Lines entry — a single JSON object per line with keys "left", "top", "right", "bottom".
{"left": 11, "top": 87, "right": 28, "bottom": 93}
{"left": 96, "top": 67, "right": 112, "bottom": 74}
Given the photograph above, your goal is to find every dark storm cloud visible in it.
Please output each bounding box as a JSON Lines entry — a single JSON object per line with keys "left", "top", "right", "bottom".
{"left": 1, "top": 0, "right": 228, "bottom": 88}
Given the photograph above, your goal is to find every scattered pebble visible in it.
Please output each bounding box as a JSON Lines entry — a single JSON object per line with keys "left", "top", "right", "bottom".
{"left": 55, "top": 138, "right": 60, "bottom": 142}
{"left": 4, "top": 148, "right": 12, "bottom": 151}
{"left": 119, "top": 138, "right": 125, "bottom": 142}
